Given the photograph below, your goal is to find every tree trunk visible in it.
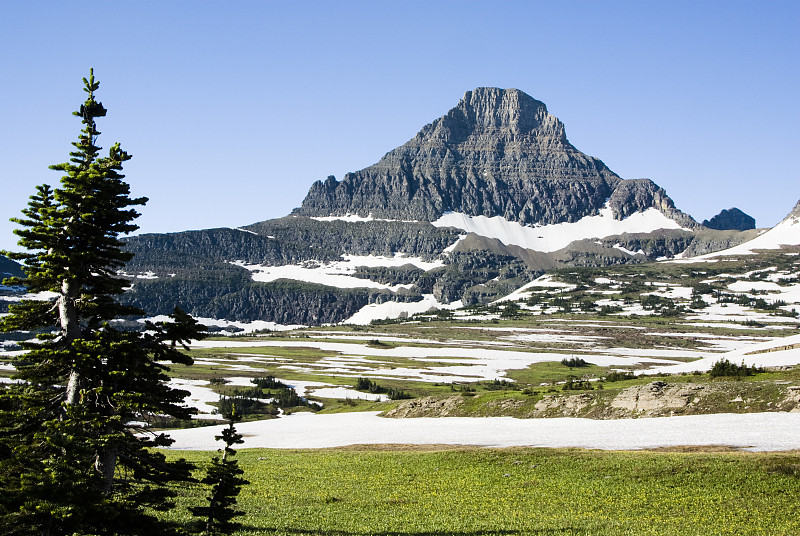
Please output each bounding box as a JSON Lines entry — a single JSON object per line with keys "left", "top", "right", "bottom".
{"left": 60, "top": 278, "right": 82, "bottom": 406}
{"left": 96, "top": 444, "right": 118, "bottom": 494}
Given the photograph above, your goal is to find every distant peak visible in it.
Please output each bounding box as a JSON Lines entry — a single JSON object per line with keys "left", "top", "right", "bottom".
{"left": 702, "top": 207, "right": 756, "bottom": 231}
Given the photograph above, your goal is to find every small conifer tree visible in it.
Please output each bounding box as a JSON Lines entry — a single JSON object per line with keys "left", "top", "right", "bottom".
{"left": 191, "top": 409, "right": 249, "bottom": 535}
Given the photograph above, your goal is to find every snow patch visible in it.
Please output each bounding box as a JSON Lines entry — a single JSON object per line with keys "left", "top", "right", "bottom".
{"left": 443, "top": 234, "right": 467, "bottom": 253}
{"left": 343, "top": 295, "right": 462, "bottom": 325}
{"left": 614, "top": 244, "right": 645, "bottom": 256}
{"left": 231, "top": 254, "right": 443, "bottom": 291}
{"left": 309, "top": 387, "right": 389, "bottom": 402}
{"left": 493, "top": 274, "right": 577, "bottom": 303}
{"left": 432, "top": 207, "right": 683, "bottom": 253}
{"left": 644, "top": 334, "right": 800, "bottom": 375}
{"left": 309, "top": 213, "right": 416, "bottom": 224}
{"left": 143, "top": 315, "right": 305, "bottom": 334}
{"left": 168, "top": 378, "right": 220, "bottom": 419}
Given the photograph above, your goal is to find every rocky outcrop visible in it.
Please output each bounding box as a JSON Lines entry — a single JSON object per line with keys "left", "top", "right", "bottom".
{"left": 296, "top": 88, "right": 669, "bottom": 226}
{"left": 678, "top": 228, "right": 761, "bottom": 257}
{"left": 788, "top": 199, "right": 800, "bottom": 220}
{"left": 244, "top": 217, "right": 461, "bottom": 259}
{"left": 384, "top": 380, "right": 800, "bottom": 419}
{"left": 124, "top": 220, "right": 463, "bottom": 272}
{"left": 597, "top": 229, "right": 696, "bottom": 259}
{"left": 702, "top": 208, "right": 756, "bottom": 231}
{"left": 607, "top": 179, "right": 695, "bottom": 227}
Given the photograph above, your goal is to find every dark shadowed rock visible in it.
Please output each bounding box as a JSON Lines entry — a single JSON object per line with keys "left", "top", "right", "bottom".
{"left": 702, "top": 208, "right": 756, "bottom": 231}
{"left": 0, "top": 255, "right": 24, "bottom": 280}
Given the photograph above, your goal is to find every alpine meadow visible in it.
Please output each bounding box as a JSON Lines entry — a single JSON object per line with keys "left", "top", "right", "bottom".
{"left": 1, "top": 65, "right": 799, "bottom": 536}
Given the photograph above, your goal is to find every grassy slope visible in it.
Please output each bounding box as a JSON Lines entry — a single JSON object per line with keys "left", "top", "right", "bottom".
{"left": 162, "top": 446, "right": 800, "bottom": 535}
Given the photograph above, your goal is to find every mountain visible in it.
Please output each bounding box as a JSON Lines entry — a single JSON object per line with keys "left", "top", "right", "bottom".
{"left": 296, "top": 87, "right": 694, "bottom": 228}
{"left": 121, "top": 88, "right": 764, "bottom": 327}
{"left": 0, "top": 255, "right": 25, "bottom": 315}
{"left": 702, "top": 208, "right": 756, "bottom": 231}
{"left": 0, "top": 255, "right": 24, "bottom": 281}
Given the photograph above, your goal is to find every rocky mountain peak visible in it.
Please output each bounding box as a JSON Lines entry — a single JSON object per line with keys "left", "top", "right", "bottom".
{"left": 424, "top": 87, "right": 565, "bottom": 145}
{"left": 702, "top": 208, "right": 756, "bottom": 231}
{"left": 295, "top": 87, "right": 691, "bottom": 228}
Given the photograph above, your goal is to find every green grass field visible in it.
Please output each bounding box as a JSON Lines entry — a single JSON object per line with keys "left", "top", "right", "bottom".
{"left": 163, "top": 446, "right": 800, "bottom": 535}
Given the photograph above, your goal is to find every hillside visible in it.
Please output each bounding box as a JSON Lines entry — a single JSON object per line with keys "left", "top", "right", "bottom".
{"left": 111, "top": 241, "right": 800, "bottom": 424}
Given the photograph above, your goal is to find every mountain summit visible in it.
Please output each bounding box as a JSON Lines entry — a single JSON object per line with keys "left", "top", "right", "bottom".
{"left": 296, "top": 87, "right": 692, "bottom": 227}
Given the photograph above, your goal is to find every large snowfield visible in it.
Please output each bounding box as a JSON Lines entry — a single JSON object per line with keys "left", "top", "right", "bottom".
{"left": 165, "top": 410, "right": 800, "bottom": 452}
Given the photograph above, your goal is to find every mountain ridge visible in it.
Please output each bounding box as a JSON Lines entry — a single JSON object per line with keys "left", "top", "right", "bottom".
{"left": 112, "top": 88, "right": 793, "bottom": 326}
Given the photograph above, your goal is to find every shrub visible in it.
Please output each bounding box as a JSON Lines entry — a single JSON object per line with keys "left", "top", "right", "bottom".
{"left": 217, "top": 395, "right": 275, "bottom": 417}
{"left": 604, "top": 371, "right": 635, "bottom": 382}
{"left": 356, "top": 377, "right": 385, "bottom": 393}
{"left": 561, "top": 357, "right": 589, "bottom": 368}
{"left": 251, "top": 376, "right": 289, "bottom": 389}
{"left": 482, "top": 379, "right": 516, "bottom": 391}
{"left": 708, "top": 359, "right": 765, "bottom": 379}
{"left": 355, "top": 378, "right": 414, "bottom": 400}
{"left": 562, "top": 378, "right": 593, "bottom": 391}
{"left": 500, "top": 302, "right": 522, "bottom": 318}
{"left": 387, "top": 388, "right": 413, "bottom": 400}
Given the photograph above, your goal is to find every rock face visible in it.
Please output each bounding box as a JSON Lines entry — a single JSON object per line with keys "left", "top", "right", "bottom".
{"left": 702, "top": 208, "right": 756, "bottom": 231}
{"left": 296, "top": 88, "right": 693, "bottom": 227}
{"left": 0, "top": 255, "right": 24, "bottom": 280}
{"left": 789, "top": 199, "right": 800, "bottom": 219}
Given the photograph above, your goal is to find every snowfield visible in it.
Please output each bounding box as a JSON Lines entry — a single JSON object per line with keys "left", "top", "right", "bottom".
{"left": 144, "top": 315, "right": 305, "bottom": 334}
{"left": 230, "top": 254, "right": 445, "bottom": 292}
{"left": 642, "top": 333, "right": 800, "bottom": 375}
{"left": 343, "top": 294, "right": 462, "bottom": 325}
{"left": 432, "top": 207, "right": 683, "bottom": 253}
{"left": 188, "top": 339, "right": 687, "bottom": 385}
{"left": 165, "top": 410, "right": 800, "bottom": 451}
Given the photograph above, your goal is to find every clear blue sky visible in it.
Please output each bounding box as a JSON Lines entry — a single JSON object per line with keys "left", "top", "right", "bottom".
{"left": 2, "top": 1, "right": 798, "bottom": 252}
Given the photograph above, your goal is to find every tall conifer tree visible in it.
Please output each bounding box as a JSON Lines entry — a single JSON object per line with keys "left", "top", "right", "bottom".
{"left": 0, "top": 70, "right": 205, "bottom": 535}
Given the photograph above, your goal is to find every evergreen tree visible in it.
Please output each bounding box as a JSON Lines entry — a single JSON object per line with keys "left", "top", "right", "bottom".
{"left": 0, "top": 70, "right": 205, "bottom": 535}
{"left": 190, "top": 410, "right": 249, "bottom": 535}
